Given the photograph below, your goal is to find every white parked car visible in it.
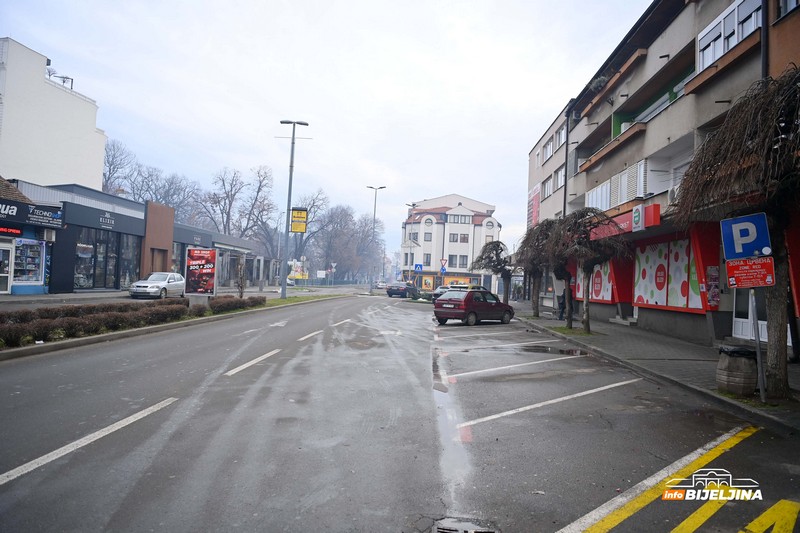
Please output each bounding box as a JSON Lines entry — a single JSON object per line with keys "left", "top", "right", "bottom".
{"left": 129, "top": 272, "right": 186, "bottom": 299}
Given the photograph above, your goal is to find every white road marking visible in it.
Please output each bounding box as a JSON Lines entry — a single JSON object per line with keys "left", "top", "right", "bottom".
{"left": 0, "top": 397, "right": 179, "bottom": 487}
{"left": 378, "top": 330, "right": 402, "bottom": 336}
{"left": 448, "top": 355, "right": 584, "bottom": 379}
{"left": 231, "top": 328, "right": 261, "bottom": 337}
{"left": 457, "top": 379, "right": 641, "bottom": 428}
{"left": 555, "top": 425, "right": 750, "bottom": 533}
{"left": 297, "top": 330, "right": 324, "bottom": 342}
{"left": 435, "top": 331, "right": 523, "bottom": 340}
{"left": 224, "top": 349, "right": 281, "bottom": 377}
{"left": 268, "top": 320, "right": 287, "bottom": 327}
{"left": 443, "top": 339, "right": 560, "bottom": 350}
{"left": 332, "top": 319, "right": 351, "bottom": 327}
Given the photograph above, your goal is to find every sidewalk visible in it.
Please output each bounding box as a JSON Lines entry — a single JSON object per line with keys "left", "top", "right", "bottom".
{"left": 510, "top": 300, "right": 800, "bottom": 434}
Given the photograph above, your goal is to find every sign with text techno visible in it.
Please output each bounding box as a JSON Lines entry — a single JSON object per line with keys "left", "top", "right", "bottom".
{"left": 185, "top": 248, "right": 217, "bottom": 296}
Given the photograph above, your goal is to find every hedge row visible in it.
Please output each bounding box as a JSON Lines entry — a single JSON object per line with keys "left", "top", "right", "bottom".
{"left": 0, "top": 295, "right": 267, "bottom": 349}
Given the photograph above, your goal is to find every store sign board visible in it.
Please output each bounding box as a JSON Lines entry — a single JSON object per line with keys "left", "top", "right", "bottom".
{"left": 725, "top": 257, "right": 775, "bottom": 289}
{"left": 185, "top": 248, "right": 217, "bottom": 296}
{"left": 0, "top": 199, "right": 63, "bottom": 228}
{"left": 591, "top": 204, "right": 661, "bottom": 240}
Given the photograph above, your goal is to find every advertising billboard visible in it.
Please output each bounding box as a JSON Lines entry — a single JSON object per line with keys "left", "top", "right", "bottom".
{"left": 185, "top": 248, "right": 217, "bottom": 295}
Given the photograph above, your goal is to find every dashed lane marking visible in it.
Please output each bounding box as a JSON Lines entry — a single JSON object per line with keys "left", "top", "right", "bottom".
{"left": 447, "top": 355, "right": 585, "bottom": 381}
{"left": 297, "top": 330, "right": 324, "bottom": 342}
{"left": 224, "top": 349, "right": 281, "bottom": 377}
{"left": 0, "top": 397, "right": 179, "bottom": 487}
{"left": 332, "top": 319, "right": 351, "bottom": 327}
{"left": 457, "top": 379, "right": 641, "bottom": 428}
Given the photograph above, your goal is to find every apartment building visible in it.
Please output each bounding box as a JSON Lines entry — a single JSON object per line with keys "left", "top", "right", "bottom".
{"left": 0, "top": 38, "right": 106, "bottom": 189}
{"left": 527, "top": 0, "right": 800, "bottom": 344}
{"left": 400, "top": 194, "right": 501, "bottom": 291}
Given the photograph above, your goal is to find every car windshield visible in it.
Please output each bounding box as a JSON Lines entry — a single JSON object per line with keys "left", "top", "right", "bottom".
{"left": 440, "top": 290, "right": 468, "bottom": 300}
{"left": 147, "top": 273, "right": 169, "bottom": 282}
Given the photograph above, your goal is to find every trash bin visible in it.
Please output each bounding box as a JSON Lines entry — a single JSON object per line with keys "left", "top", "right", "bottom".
{"left": 716, "top": 345, "right": 757, "bottom": 396}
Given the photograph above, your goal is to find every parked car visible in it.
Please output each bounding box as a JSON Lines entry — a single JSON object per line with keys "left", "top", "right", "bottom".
{"left": 433, "top": 289, "right": 514, "bottom": 326}
{"left": 432, "top": 286, "right": 451, "bottom": 301}
{"left": 386, "top": 281, "right": 420, "bottom": 299}
{"left": 129, "top": 272, "right": 186, "bottom": 299}
{"left": 374, "top": 281, "right": 387, "bottom": 289}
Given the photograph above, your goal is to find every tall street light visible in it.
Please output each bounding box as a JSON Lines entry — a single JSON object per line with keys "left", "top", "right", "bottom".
{"left": 279, "top": 120, "right": 309, "bottom": 299}
{"left": 367, "top": 185, "right": 386, "bottom": 294}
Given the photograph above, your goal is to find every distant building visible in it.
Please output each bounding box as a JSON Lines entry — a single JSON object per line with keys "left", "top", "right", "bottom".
{"left": 401, "top": 194, "right": 501, "bottom": 291}
{"left": 0, "top": 38, "right": 106, "bottom": 189}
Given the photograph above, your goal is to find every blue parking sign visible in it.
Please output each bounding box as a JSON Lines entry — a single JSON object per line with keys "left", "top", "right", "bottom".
{"left": 720, "top": 213, "right": 771, "bottom": 260}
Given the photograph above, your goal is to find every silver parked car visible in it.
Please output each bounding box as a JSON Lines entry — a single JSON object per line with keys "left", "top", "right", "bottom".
{"left": 129, "top": 272, "right": 186, "bottom": 299}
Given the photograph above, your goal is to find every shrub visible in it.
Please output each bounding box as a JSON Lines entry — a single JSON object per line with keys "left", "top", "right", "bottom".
{"left": 245, "top": 296, "right": 266, "bottom": 307}
{"left": 153, "top": 298, "right": 189, "bottom": 308}
{"left": 135, "top": 305, "right": 188, "bottom": 325}
{"left": 50, "top": 317, "right": 90, "bottom": 339}
{"left": 6, "top": 310, "right": 36, "bottom": 324}
{"left": 0, "top": 323, "right": 28, "bottom": 347}
{"left": 188, "top": 305, "right": 209, "bottom": 318}
{"left": 28, "top": 318, "right": 56, "bottom": 342}
{"left": 95, "top": 312, "right": 132, "bottom": 331}
{"left": 209, "top": 297, "right": 247, "bottom": 314}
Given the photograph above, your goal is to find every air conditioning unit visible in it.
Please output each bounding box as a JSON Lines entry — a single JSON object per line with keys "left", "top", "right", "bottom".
{"left": 43, "top": 228, "right": 57, "bottom": 242}
{"left": 668, "top": 186, "right": 680, "bottom": 205}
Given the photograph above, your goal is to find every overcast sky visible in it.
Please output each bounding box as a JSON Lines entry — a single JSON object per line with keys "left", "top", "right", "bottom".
{"left": 1, "top": 0, "right": 652, "bottom": 257}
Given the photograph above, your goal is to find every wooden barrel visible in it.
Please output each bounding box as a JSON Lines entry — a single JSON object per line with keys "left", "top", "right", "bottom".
{"left": 716, "top": 353, "right": 757, "bottom": 396}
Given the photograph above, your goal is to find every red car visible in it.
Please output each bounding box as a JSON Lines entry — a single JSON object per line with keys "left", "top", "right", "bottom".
{"left": 433, "top": 289, "right": 514, "bottom": 326}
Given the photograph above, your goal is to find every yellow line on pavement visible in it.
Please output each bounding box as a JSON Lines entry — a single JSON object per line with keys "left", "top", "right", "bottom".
{"left": 670, "top": 499, "right": 728, "bottom": 533}
{"left": 581, "top": 425, "right": 759, "bottom": 533}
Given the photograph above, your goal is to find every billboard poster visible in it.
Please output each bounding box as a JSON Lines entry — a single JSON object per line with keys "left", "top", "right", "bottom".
{"left": 185, "top": 248, "right": 217, "bottom": 295}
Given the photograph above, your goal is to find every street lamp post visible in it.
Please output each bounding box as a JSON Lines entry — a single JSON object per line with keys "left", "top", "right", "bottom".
{"left": 367, "top": 185, "right": 386, "bottom": 294}
{"left": 279, "top": 120, "right": 309, "bottom": 299}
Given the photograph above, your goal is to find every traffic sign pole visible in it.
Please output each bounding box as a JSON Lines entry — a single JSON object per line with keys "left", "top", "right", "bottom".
{"left": 750, "top": 289, "right": 767, "bottom": 403}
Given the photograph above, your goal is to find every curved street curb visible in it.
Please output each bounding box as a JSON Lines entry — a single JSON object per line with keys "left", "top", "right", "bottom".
{"left": 0, "top": 295, "right": 351, "bottom": 362}
{"left": 517, "top": 316, "right": 800, "bottom": 435}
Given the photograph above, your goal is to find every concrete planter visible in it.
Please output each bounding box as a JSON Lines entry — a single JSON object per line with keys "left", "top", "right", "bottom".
{"left": 716, "top": 352, "right": 757, "bottom": 396}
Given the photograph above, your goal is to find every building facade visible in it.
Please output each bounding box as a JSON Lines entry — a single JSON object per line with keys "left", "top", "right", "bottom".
{"left": 0, "top": 38, "right": 106, "bottom": 190}
{"left": 527, "top": 0, "right": 800, "bottom": 345}
{"left": 401, "top": 194, "right": 501, "bottom": 291}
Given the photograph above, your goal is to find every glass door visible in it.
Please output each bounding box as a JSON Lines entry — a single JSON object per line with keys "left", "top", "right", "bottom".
{"left": 0, "top": 247, "right": 11, "bottom": 293}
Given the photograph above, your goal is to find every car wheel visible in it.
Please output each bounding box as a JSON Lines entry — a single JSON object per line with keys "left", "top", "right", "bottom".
{"left": 437, "top": 318, "right": 447, "bottom": 325}
{"left": 464, "top": 312, "right": 477, "bottom": 326}
{"left": 501, "top": 311, "right": 512, "bottom": 324}
{"left": 159, "top": 288, "right": 167, "bottom": 299}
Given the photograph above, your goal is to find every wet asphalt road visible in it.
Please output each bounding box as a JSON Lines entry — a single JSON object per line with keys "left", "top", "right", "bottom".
{"left": 0, "top": 295, "right": 797, "bottom": 532}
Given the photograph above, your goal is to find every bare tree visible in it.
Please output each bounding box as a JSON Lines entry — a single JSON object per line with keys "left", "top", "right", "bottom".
{"left": 289, "top": 189, "right": 329, "bottom": 261}
{"left": 157, "top": 173, "right": 202, "bottom": 223}
{"left": 197, "top": 166, "right": 274, "bottom": 238}
{"left": 670, "top": 67, "right": 800, "bottom": 399}
{"left": 546, "top": 207, "right": 628, "bottom": 332}
{"left": 471, "top": 241, "right": 514, "bottom": 303}
{"left": 103, "top": 139, "right": 136, "bottom": 194}
{"left": 309, "top": 205, "right": 357, "bottom": 280}
{"left": 517, "top": 218, "right": 558, "bottom": 317}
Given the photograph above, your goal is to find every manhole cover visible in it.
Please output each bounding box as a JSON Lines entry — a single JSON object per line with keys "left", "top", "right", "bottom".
{"left": 434, "top": 517, "right": 499, "bottom": 533}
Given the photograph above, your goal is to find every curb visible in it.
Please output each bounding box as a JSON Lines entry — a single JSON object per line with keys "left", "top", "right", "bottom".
{"left": 0, "top": 295, "right": 351, "bottom": 362}
{"left": 518, "top": 316, "right": 800, "bottom": 435}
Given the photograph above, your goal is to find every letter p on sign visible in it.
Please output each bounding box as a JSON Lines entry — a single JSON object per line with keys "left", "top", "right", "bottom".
{"left": 731, "top": 222, "right": 757, "bottom": 254}
{"left": 720, "top": 213, "right": 772, "bottom": 260}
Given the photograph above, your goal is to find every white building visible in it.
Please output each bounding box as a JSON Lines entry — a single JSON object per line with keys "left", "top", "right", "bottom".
{"left": 401, "top": 194, "right": 501, "bottom": 291}
{"left": 0, "top": 38, "right": 105, "bottom": 189}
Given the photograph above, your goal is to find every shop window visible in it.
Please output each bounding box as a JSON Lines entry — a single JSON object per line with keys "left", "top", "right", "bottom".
{"left": 119, "top": 234, "right": 141, "bottom": 288}
{"left": 75, "top": 228, "right": 96, "bottom": 289}
{"left": 13, "top": 239, "right": 44, "bottom": 283}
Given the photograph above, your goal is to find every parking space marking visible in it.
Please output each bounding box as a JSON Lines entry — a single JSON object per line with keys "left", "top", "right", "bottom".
{"left": 457, "top": 378, "right": 641, "bottom": 428}
{"left": 224, "top": 349, "right": 281, "bottom": 377}
{"left": 435, "top": 331, "right": 526, "bottom": 340}
{"left": 0, "top": 397, "right": 179, "bottom": 487}
{"left": 447, "top": 355, "right": 584, "bottom": 381}
{"left": 556, "top": 425, "right": 758, "bottom": 533}
{"left": 297, "top": 330, "right": 324, "bottom": 342}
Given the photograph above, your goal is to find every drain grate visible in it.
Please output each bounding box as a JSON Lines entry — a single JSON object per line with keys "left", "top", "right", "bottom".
{"left": 434, "top": 517, "right": 499, "bottom": 533}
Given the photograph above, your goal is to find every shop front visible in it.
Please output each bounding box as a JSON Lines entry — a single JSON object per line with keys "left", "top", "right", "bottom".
{"left": 49, "top": 202, "right": 145, "bottom": 293}
{"left": 0, "top": 198, "right": 63, "bottom": 295}
{"left": 172, "top": 224, "right": 212, "bottom": 275}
